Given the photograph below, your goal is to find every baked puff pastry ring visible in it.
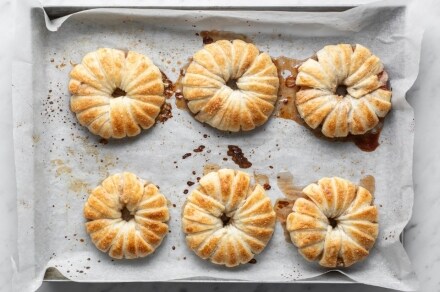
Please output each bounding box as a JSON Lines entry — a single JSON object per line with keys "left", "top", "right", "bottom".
{"left": 286, "top": 177, "right": 379, "bottom": 268}
{"left": 69, "top": 48, "right": 165, "bottom": 139}
{"left": 182, "top": 169, "right": 276, "bottom": 267}
{"left": 182, "top": 40, "right": 279, "bottom": 132}
{"left": 84, "top": 172, "right": 169, "bottom": 259}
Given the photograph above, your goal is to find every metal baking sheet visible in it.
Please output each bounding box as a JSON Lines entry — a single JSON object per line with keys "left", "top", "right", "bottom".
{"left": 12, "top": 2, "right": 419, "bottom": 290}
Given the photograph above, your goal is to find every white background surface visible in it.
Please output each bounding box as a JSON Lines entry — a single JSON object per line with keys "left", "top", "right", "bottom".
{"left": 1, "top": 0, "right": 440, "bottom": 292}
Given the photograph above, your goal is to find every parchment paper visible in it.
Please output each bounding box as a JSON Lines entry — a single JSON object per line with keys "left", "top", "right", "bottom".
{"left": 12, "top": 1, "right": 423, "bottom": 291}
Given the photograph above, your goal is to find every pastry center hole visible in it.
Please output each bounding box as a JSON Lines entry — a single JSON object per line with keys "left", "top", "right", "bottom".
{"left": 226, "top": 79, "right": 239, "bottom": 90}
{"left": 121, "top": 207, "right": 134, "bottom": 222}
{"left": 328, "top": 217, "right": 338, "bottom": 228}
{"left": 112, "top": 87, "right": 127, "bottom": 98}
{"left": 221, "top": 214, "right": 232, "bottom": 227}
{"left": 336, "top": 84, "right": 348, "bottom": 96}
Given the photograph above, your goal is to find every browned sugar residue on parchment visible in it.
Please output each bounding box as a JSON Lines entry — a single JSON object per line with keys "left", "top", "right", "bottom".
{"left": 227, "top": 145, "right": 252, "bottom": 169}
{"left": 154, "top": 71, "right": 174, "bottom": 124}
{"left": 50, "top": 159, "right": 90, "bottom": 193}
{"left": 272, "top": 56, "right": 305, "bottom": 125}
{"left": 162, "top": 71, "right": 174, "bottom": 99}
{"left": 51, "top": 159, "right": 72, "bottom": 177}
{"left": 77, "top": 136, "right": 100, "bottom": 158}
{"left": 157, "top": 102, "right": 173, "bottom": 124}
{"left": 352, "top": 121, "right": 384, "bottom": 152}
{"left": 254, "top": 172, "right": 271, "bottom": 190}
{"left": 276, "top": 171, "right": 305, "bottom": 201}
{"left": 274, "top": 171, "right": 306, "bottom": 242}
{"left": 203, "top": 163, "right": 221, "bottom": 176}
{"left": 32, "top": 134, "right": 40, "bottom": 144}
{"left": 66, "top": 137, "right": 118, "bottom": 190}
{"left": 68, "top": 179, "right": 89, "bottom": 193}
{"left": 173, "top": 59, "right": 191, "bottom": 111}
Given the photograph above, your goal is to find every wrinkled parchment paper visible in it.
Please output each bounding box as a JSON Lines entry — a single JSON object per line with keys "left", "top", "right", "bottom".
{"left": 12, "top": 0, "right": 423, "bottom": 291}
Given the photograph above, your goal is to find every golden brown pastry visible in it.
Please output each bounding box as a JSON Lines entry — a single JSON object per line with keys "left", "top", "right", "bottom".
{"left": 182, "top": 40, "right": 279, "bottom": 132}
{"left": 295, "top": 44, "right": 392, "bottom": 137}
{"left": 84, "top": 172, "right": 169, "bottom": 259}
{"left": 69, "top": 48, "right": 165, "bottom": 139}
{"left": 286, "top": 177, "right": 379, "bottom": 267}
{"left": 182, "top": 169, "right": 276, "bottom": 267}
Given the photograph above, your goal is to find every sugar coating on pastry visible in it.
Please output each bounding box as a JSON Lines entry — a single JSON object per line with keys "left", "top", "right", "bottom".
{"left": 182, "top": 169, "right": 276, "bottom": 267}
{"left": 69, "top": 48, "right": 165, "bottom": 139}
{"left": 182, "top": 40, "right": 279, "bottom": 132}
{"left": 286, "top": 177, "right": 379, "bottom": 268}
{"left": 84, "top": 172, "right": 169, "bottom": 259}
{"left": 295, "top": 44, "right": 392, "bottom": 137}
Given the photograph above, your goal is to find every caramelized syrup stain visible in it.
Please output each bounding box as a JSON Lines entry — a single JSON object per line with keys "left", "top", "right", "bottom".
{"left": 272, "top": 56, "right": 304, "bottom": 125}
{"left": 202, "top": 35, "right": 214, "bottom": 45}
{"left": 156, "top": 102, "right": 173, "bottom": 124}
{"left": 352, "top": 123, "right": 383, "bottom": 152}
{"left": 227, "top": 145, "right": 252, "bottom": 169}
{"left": 161, "top": 71, "right": 174, "bottom": 99}
{"left": 99, "top": 138, "right": 108, "bottom": 145}
{"left": 193, "top": 145, "right": 205, "bottom": 153}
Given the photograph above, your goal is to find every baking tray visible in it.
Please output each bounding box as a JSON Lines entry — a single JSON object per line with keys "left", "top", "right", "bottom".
{"left": 11, "top": 2, "right": 415, "bottom": 288}
{"left": 36, "top": 4, "right": 406, "bottom": 283}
